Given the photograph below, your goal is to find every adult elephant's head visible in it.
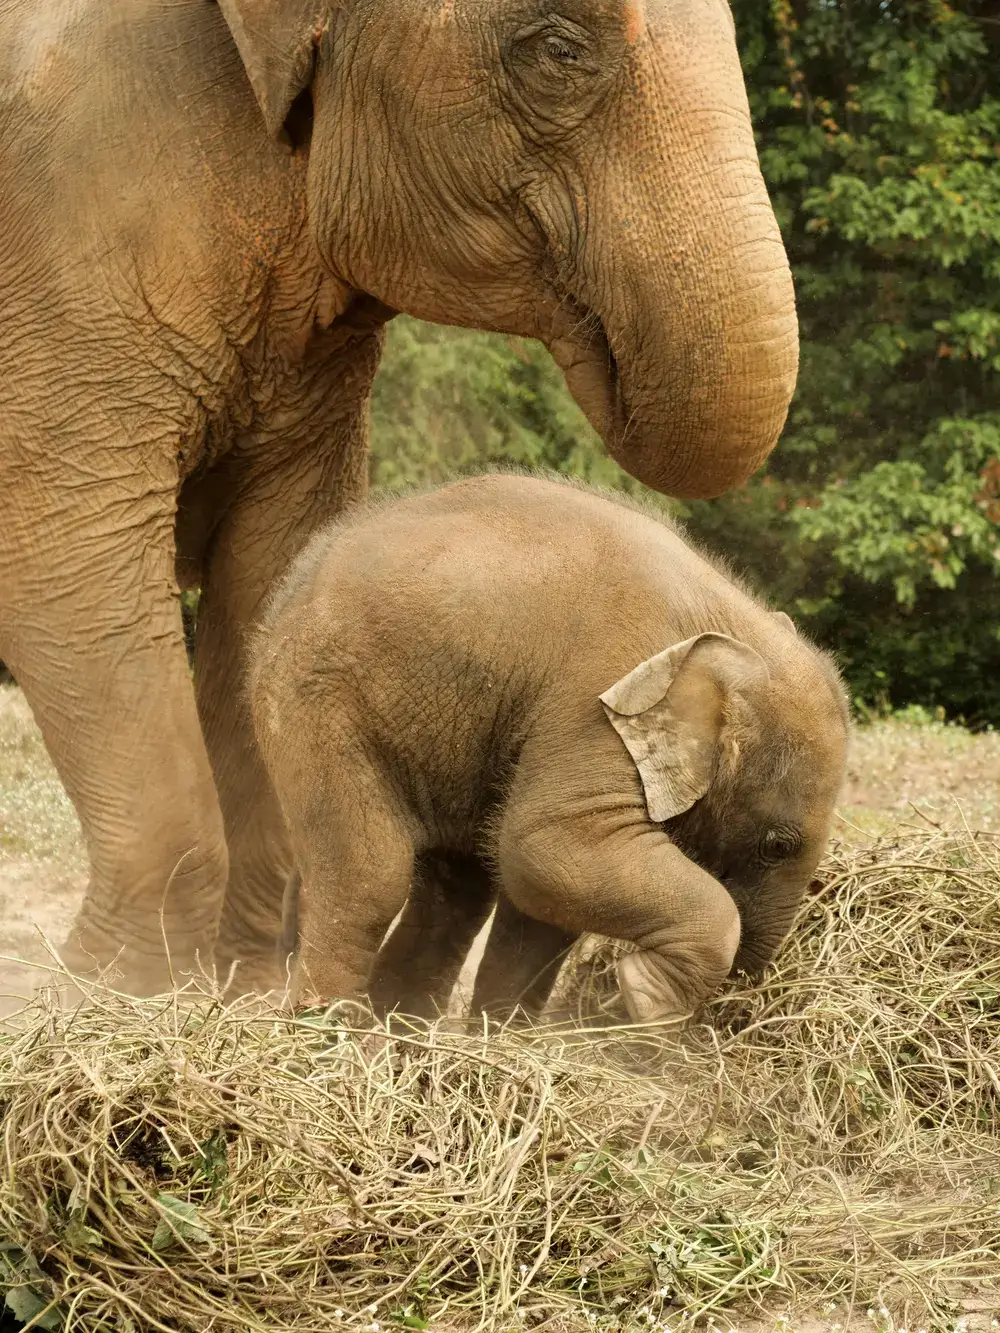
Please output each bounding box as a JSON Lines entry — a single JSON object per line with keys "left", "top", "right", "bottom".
{"left": 218, "top": 0, "right": 798, "bottom": 499}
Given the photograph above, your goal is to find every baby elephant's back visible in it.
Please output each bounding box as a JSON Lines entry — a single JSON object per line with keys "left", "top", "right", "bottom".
{"left": 255, "top": 472, "right": 786, "bottom": 764}
{"left": 303, "top": 475, "right": 692, "bottom": 693}
{"left": 250, "top": 479, "right": 602, "bottom": 794}
{"left": 282, "top": 479, "right": 612, "bottom": 712}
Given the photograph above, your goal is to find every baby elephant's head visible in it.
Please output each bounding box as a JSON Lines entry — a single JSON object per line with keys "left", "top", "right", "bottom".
{"left": 601, "top": 623, "right": 849, "bottom": 976}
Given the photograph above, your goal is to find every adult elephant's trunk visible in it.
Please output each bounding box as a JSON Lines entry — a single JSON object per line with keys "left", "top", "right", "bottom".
{"left": 546, "top": 3, "right": 798, "bottom": 501}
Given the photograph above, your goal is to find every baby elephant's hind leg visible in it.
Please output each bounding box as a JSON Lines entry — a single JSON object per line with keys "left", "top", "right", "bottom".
{"left": 270, "top": 742, "right": 416, "bottom": 1005}
{"left": 368, "top": 852, "right": 496, "bottom": 1019}
{"left": 471, "top": 896, "right": 576, "bottom": 1021}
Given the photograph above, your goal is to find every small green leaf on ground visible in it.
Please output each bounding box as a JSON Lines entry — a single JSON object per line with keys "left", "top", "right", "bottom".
{"left": 151, "top": 1194, "right": 210, "bottom": 1251}
{"left": 63, "top": 1216, "right": 104, "bottom": 1252}
{"left": 194, "top": 1128, "right": 229, "bottom": 1193}
{"left": 5, "top": 1285, "right": 64, "bottom": 1329}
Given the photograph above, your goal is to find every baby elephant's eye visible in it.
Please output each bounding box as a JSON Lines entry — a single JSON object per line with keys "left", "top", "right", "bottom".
{"left": 759, "top": 827, "right": 802, "bottom": 864}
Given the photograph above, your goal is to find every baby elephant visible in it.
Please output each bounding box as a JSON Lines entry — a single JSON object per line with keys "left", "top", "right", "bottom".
{"left": 251, "top": 473, "right": 849, "bottom": 1024}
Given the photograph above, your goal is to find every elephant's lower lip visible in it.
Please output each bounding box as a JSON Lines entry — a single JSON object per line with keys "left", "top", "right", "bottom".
{"left": 546, "top": 303, "right": 626, "bottom": 445}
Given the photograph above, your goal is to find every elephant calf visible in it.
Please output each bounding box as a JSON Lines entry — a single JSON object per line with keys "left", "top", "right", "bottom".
{"left": 250, "top": 473, "right": 849, "bottom": 1023}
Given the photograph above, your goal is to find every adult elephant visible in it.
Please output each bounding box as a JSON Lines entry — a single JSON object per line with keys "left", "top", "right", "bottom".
{"left": 0, "top": 0, "right": 798, "bottom": 996}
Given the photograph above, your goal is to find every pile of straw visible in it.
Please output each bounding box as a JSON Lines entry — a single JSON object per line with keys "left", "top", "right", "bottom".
{"left": 0, "top": 827, "right": 997, "bottom": 1332}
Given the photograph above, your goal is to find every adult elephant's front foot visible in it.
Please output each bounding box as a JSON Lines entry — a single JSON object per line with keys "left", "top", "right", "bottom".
{"left": 51, "top": 671, "right": 230, "bottom": 996}
{"left": 59, "top": 836, "right": 228, "bottom": 998}
{"left": 195, "top": 557, "right": 307, "bottom": 998}
{"left": 211, "top": 848, "right": 290, "bottom": 998}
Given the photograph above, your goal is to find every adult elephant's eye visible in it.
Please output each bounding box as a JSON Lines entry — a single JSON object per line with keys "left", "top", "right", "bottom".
{"left": 506, "top": 19, "right": 601, "bottom": 95}
{"left": 759, "top": 827, "right": 803, "bottom": 864}
{"left": 544, "top": 37, "right": 580, "bottom": 63}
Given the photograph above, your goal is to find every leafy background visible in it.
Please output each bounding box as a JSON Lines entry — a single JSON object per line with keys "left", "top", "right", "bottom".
{"left": 370, "top": 0, "right": 1000, "bottom": 727}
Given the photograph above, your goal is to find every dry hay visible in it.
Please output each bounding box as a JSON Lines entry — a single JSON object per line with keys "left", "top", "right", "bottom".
{"left": 0, "top": 827, "right": 998, "bottom": 1332}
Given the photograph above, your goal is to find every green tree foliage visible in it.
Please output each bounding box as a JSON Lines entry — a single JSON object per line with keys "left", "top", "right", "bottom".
{"left": 370, "top": 0, "right": 1000, "bottom": 725}
{"left": 369, "top": 318, "right": 629, "bottom": 492}
{"left": 699, "top": 0, "right": 1000, "bottom": 725}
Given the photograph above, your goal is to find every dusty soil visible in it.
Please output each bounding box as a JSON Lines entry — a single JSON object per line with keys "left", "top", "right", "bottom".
{"left": 843, "top": 714, "right": 1000, "bottom": 836}
{"left": 0, "top": 689, "right": 85, "bottom": 1013}
{"left": 2, "top": 683, "right": 999, "bottom": 1017}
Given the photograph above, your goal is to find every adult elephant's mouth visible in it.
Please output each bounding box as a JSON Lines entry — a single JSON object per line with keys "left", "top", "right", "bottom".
{"left": 545, "top": 299, "right": 628, "bottom": 450}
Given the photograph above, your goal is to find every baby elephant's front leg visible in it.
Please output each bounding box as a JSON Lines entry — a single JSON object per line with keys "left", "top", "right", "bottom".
{"left": 499, "top": 821, "right": 740, "bottom": 1023}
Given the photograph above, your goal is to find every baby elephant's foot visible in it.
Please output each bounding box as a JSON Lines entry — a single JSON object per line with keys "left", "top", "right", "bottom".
{"left": 617, "top": 951, "right": 691, "bottom": 1024}
{"left": 617, "top": 914, "right": 741, "bottom": 1025}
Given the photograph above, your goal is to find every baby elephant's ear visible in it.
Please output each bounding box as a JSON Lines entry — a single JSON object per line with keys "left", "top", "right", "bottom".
{"left": 600, "top": 633, "right": 769, "bottom": 822}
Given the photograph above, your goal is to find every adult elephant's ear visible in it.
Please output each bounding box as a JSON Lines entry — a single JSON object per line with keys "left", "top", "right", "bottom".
{"left": 599, "top": 634, "right": 769, "bottom": 822}
{"left": 217, "top": 0, "right": 326, "bottom": 140}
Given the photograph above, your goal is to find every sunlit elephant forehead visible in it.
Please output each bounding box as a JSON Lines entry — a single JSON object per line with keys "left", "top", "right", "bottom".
{"left": 623, "top": 0, "right": 645, "bottom": 42}
{"left": 430, "top": 0, "right": 645, "bottom": 35}
{"left": 637, "top": 0, "right": 737, "bottom": 38}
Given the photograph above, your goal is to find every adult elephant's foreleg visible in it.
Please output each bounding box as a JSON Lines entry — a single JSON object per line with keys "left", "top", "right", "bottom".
{"left": 197, "top": 564, "right": 295, "bottom": 995}
{"left": 198, "top": 337, "right": 379, "bottom": 996}
{"left": 0, "top": 464, "right": 228, "bottom": 996}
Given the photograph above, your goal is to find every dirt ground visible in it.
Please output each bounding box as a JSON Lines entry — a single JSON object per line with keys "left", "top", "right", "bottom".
{"left": 2, "top": 683, "right": 999, "bottom": 1015}
{"left": 0, "top": 689, "right": 86, "bottom": 1012}
{"left": 840, "top": 713, "right": 1000, "bottom": 836}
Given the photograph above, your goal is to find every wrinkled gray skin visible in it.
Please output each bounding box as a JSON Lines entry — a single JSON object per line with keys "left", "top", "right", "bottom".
{"left": 252, "top": 474, "right": 848, "bottom": 1023}
{"left": 0, "top": 0, "right": 798, "bottom": 996}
